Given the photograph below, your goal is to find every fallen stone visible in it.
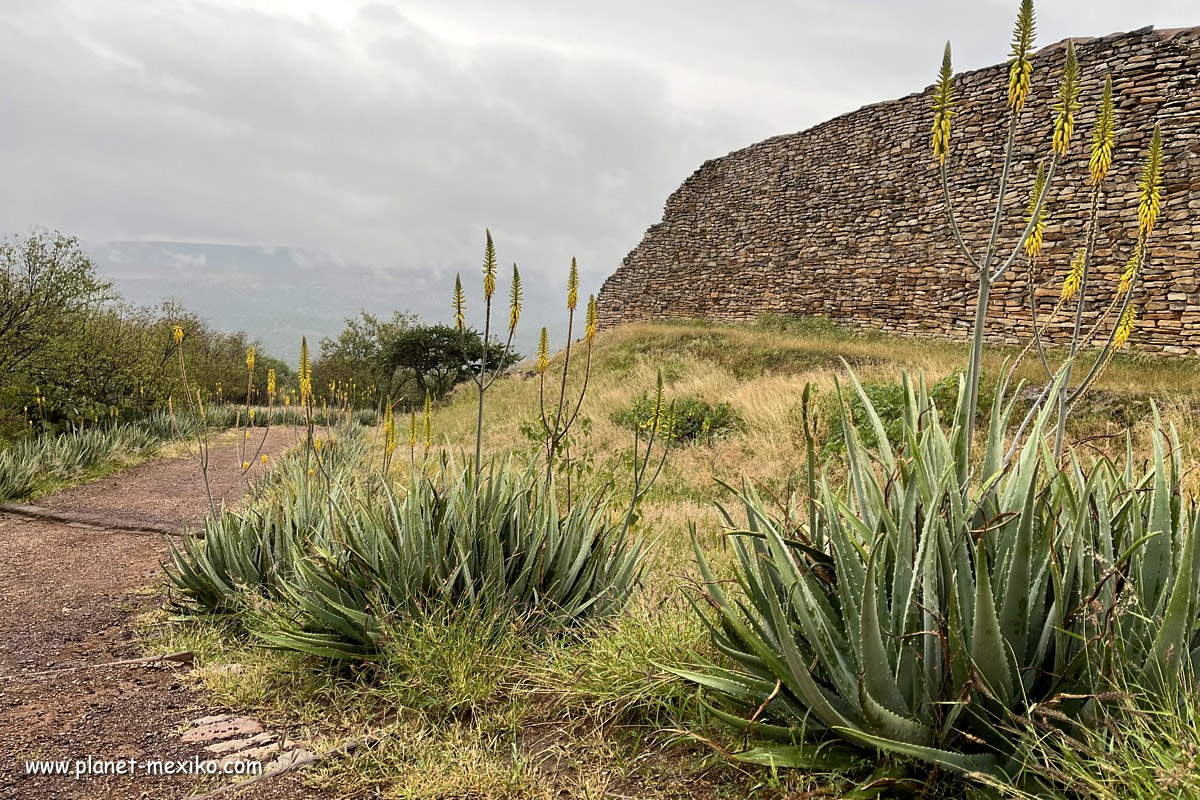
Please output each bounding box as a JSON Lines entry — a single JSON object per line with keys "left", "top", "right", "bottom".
{"left": 220, "top": 743, "right": 283, "bottom": 770}
{"left": 206, "top": 731, "right": 277, "bottom": 754}
{"left": 263, "top": 748, "right": 319, "bottom": 773}
{"left": 181, "top": 717, "right": 264, "bottom": 744}
{"left": 189, "top": 713, "right": 232, "bottom": 727}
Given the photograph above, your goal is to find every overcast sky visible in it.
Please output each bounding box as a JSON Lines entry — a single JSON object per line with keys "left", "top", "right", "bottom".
{"left": 1, "top": 0, "right": 1195, "bottom": 356}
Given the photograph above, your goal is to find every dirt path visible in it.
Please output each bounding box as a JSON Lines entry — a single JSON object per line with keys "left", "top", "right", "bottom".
{"left": 0, "top": 429, "right": 325, "bottom": 800}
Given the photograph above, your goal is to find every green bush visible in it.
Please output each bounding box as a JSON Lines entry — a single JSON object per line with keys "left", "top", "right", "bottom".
{"left": 1005, "top": 685, "right": 1200, "bottom": 799}
{"left": 613, "top": 393, "right": 741, "bottom": 445}
{"left": 679, "top": 374, "right": 1200, "bottom": 789}
{"left": 137, "top": 404, "right": 375, "bottom": 443}
{"left": 753, "top": 313, "right": 845, "bottom": 338}
{"left": 811, "top": 370, "right": 996, "bottom": 453}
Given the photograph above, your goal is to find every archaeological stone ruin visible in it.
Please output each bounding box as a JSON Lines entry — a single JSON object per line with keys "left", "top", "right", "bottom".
{"left": 597, "top": 27, "right": 1200, "bottom": 354}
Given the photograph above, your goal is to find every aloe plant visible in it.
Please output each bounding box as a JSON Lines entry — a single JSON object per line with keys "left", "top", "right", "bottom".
{"left": 0, "top": 447, "right": 41, "bottom": 501}
{"left": 679, "top": 373, "right": 1200, "bottom": 782}
{"left": 677, "top": 1, "right": 1193, "bottom": 785}
{"left": 260, "top": 459, "right": 649, "bottom": 659}
{"left": 166, "top": 444, "right": 651, "bottom": 659}
{"left": 0, "top": 423, "right": 160, "bottom": 502}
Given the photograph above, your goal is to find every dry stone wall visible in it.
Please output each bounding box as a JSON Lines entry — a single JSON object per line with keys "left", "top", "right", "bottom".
{"left": 597, "top": 27, "right": 1200, "bottom": 354}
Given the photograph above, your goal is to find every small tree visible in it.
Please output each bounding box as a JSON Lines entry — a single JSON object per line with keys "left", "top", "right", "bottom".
{"left": 379, "top": 323, "right": 519, "bottom": 403}
{"left": 312, "top": 310, "right": 416, "bottom": 401}
{"left": 0, "top": 230, "right": 111, "bottom": 379}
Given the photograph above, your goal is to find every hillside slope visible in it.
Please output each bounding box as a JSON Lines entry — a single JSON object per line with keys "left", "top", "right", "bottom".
{"left": 430, "top": 317, "right": 1200, "bottom": 552}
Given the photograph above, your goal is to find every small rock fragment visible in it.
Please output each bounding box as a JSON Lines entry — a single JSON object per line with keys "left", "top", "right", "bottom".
{"left": 181, "top": 717, "right": 264, "bottom": 743}
{"left": 206, "top": 732, "right": 277, "bottom": 754}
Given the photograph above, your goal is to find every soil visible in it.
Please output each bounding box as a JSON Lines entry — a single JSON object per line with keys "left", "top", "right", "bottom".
{"left": 0, "top": 428, "right": 324, "bottom": 800}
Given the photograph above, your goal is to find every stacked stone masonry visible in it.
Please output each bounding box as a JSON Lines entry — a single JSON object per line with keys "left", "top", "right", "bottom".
{"left": 597, "top": 27, "right": 1200, "bottom": 354}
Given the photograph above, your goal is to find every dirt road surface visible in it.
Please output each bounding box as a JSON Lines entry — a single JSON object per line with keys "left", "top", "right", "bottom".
{"left": 0, "top": 429, "right": 326, "bottom": 799}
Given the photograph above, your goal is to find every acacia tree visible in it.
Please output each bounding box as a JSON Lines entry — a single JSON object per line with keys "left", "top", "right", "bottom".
{"left": 379, "top": 324, "right": 520, "bottom": 403}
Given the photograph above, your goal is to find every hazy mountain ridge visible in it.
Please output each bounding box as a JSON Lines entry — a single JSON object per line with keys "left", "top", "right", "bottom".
{"left": 89, "top": 240, "right": 565, "bottom": 364}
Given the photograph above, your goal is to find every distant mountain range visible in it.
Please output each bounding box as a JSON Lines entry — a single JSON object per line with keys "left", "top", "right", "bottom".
{"left": 88, "top": 241, "right": 566, "bottom": 365}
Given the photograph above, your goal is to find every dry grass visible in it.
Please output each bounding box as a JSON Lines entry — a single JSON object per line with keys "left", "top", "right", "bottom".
{"left": 425, "top": 317, "right": 1200, "bottom": 582}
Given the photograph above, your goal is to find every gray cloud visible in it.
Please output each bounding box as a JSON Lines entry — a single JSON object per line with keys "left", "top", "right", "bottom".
{"left": 1, "top": 0, "right": 1195, "bottom": 357}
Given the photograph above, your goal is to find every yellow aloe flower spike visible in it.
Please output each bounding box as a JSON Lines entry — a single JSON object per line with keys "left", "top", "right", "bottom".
{"left": 1089, "top": 75, "right": 1115, "bottom": 185}
{"left": 1024, "top": 162, "right": 1048, "bottom": 259}
{"left": 453, "top": 274, "right": 466, "bottom": 332}
{"left": 261, "top": 454, "right": 269, "bottom": 464}
{"left": 383, "top": 404, "right": 396, "bottom": 457}
{"left": 408, "top": 410, "right": 417, "bottom": 448}
{"left": 246, "top": 345, "right": 256, "bottom": 373}
{"left": 299, "top": 337, "right": 312, "bottom": 405}
{"left": 931, "top": 42, "right": 954, "bottom": 163}
{"left": 1051, "top": 40, "right": 1080, "bottom": 156}
{"left": 1007, "top": 0, "right": 1036, "bottom": 112}
{"left": 172, "top": 325, "right": 184, "bottom": 345}
{"left": 585, "top": 294, "right": 598, "bottom": 343}
{"left": 267, "top": 368, "right": 276, "bottom": 399}
{"left": 1118, "top": 243, "right": 1141, "bottom": 295}
{"left": 537, "top": 327, "right": 549, "bottom": 374}
{"left": 567, "top": 258, "right": 579, "bottom": 312}
{"left": 242, "top": 461, "right": 250, "bottom": 470}
{"left": 1137, "top": 123, "right": 1163, "bottom": 234}
{"left": 1114, "top": 304, "right": 1137, "bottom": 349}
{"left": 482, "top": 230, "right": 497, "bottom": 301}
{"left": 1061, "top": 247, "right": 1086, "bottom": 302}
{"left": 422, "top": 392, "right": 433, "bottom": 453}
{"left": 509, "top": 264, "right": 523, "bottom": 334}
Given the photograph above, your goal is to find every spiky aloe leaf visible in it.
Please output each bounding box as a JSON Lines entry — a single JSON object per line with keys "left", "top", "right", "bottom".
{"left": 758, "top": 545, "right": 863, "bottom": 732}
{"left": 859, "top": 539, "right": 910, "bottom": 719}
{"left": 1150, "top": 509, "right": 1198, "bottom": 681}
{"left": 970, "top": 540, "right": 1014, "bottom": 706}
{"left": 836, "top": 727, "right": 1001, "bottom": 776}
{"left": 1141, "top": 414, "right": 1174, "bottom": 615}
{"left": 696, "top": 695, "right": 826, "bottom": 742}
{"left": 667, "top": 665, "right": 777, "bottom": 705}
{"left": 256, "top": 629, "right": 378, "bottom": 661}
{"left": 734, "top": 743, "right": 862, "bottom": 771}
{"left": 858, "top": 681, "right": 934, "bottom": 747}
{"left": 998, "top": 461, "right": 1039, "bottom": 665}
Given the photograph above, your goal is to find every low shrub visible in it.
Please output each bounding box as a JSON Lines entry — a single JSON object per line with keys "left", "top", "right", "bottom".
{"left": 149, "top": 404, "right": 376, "bottom": 437}
{"left": 613, "top": 393, "right": 741, "bottom": 445}
{"left": 0, "top": 398, "right": 377, "bottom": 503}
{"left": 1004, "top": 684, "right": 1200, "bottom": 799}
{"left": 809, "top": 369, "right": 996, "bottom": 453}
{"left": 753, "top": 313, "right": 845, "bottom": 338}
